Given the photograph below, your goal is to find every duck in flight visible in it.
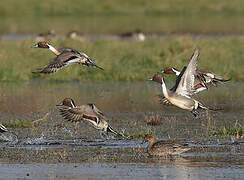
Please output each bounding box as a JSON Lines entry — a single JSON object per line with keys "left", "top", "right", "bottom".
{"left": 149, "top": 49, "right": 213, "bottom": 117}
{"left": 56, "top": 98, "right": 124, "bottom": 138}
{"left": 32, "top": 41, "right": 104, "bottom": 73}
{"left": 161, "top": 66, "right": 230, "bottom": 93}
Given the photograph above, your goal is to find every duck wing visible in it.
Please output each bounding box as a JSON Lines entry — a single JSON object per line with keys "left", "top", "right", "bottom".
{"left": 34, "top": 51, "right": 83, "bottom": 74}
{"left": 158, "top": 96, "right": 173, "bottom": 106}
{"left": 87, "top": 103, "right": 105, "bottom": 117}
{"left": 58, "top": 106, "right": 85, "bottom": 122}
{"left": 170, "top": 66, "right": 187, "bottom": 92}
{"left": 175, "top": 49, "right": 199, "bottom": 97}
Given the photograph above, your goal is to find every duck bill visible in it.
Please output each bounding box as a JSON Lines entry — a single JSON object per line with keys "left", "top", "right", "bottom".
{"left": 56, "top": 102, "right": 64, "bottom": 106}
{"left": 31, "top": 44, "right": 38, "bottom": 48}
{"left": 147, "top": 78, "right": 153, "bottom": 81}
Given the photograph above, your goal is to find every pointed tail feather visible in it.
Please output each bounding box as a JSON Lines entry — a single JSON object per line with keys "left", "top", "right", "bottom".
{"left": 213, "top": 77, "right": 231, "bottom": 84}
{"left": 86, "top": 57, "right": 104, "bottom": 70}
{"left": 0, "top": 124, "right": 8, "bottom": 133}
{"left": 107, "top": 125, "right": 128, "bottom": 138}
{"left": 93, "top": 64, "right": 104, "bottom": 70}
{"left": 198, "top": 103, "right": 224, "bottom": 111}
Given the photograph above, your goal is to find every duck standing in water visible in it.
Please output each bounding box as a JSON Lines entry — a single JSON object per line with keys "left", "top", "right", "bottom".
{"left": 143, "top": 135, "right": 190, "bottom": 156}
{"left": 32, "top": 41, "right": 103, "bottom": 73}
{"left": 56, "top": 98, "right": 123, "bottom": 138}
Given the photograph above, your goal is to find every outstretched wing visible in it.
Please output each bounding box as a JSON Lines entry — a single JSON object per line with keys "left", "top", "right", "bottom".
{"left": 34, "top": 52, "right": 82, "bottom": 74}
{"left": 175, "top": 49, "right": 199, "bottom": 97}
{"left": 58, "top": 106, "right": 85, "bottom": 122}
{"left": 170, "top": 66, "right": 187, "bottom": 92}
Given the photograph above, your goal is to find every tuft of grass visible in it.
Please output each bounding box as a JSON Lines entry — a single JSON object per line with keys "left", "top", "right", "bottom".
{"left": 4, "top": 120, "right": 32, "bottom": 128}
{"left": 145, "top": 114, "right": 162, "bottom": 126}
{"left": 211, "top": 124, "right": 244, "bottom": 139}
{"left": 125, "top": 131, "right": 150, "bottom": 139}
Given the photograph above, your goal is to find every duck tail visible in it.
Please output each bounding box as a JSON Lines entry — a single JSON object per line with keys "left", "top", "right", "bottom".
{"left": 211, "top": 76, "right": 231, "bottom": 86}
{"left": 85, "top": 57, "right": 104, "bottom": 70}
{"left": 107, "top": 125, "right": 118, "bottom": 135}
{"left": 0, "top": 124, "right": 8, "bottom": 133}
{"left": 198, "top": 102, "right": 224, "bottom": 111}
{"left": 107, "top": 125, "right": 128, "bottom": 138}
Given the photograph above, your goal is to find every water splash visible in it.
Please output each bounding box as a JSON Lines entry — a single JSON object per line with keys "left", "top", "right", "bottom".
{"left": 0, "top": 132, "right": 18, "bottom": 145}
{"left": 24, "top": 133, "right": 46, "bottom": 145}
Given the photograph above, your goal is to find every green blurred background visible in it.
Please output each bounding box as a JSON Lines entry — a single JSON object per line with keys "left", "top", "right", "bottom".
{"left": 0, "top": 0, "right": 243, "bottom": 81}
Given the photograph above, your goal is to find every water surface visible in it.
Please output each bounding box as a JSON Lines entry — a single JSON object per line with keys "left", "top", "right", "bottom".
{"left": 0, "top": 81, "right": 243, "bottom": 179}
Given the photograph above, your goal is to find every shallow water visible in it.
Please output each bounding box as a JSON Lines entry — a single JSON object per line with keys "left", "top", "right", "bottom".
{"left": 0, "top": 81, "right": 243, "bottom": 179}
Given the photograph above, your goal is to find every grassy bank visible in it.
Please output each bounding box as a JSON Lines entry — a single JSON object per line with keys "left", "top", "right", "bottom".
{"left": 0, "top": 36, "right": 242, "bottom": 82}
{"left": 0, "top": 0, "right": 244, "bottom": 34}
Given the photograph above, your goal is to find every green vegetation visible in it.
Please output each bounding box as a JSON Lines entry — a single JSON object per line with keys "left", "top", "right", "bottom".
{"left": 125, "top": 131, "right": 150, "bottom": 139}
{"left": 211, "top": 125, "right": 244, "bottom": 139}
{"left": 4, "top": 120, "right": 32, "bottom": 128}
{"left": 0, "top": 0, "right": 244, "bottom": 34}
{"left": 0, "top": 37, "right": 242, "bottom": 82}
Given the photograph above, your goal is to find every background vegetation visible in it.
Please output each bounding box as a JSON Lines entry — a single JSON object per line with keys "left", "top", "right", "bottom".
{"left": 0, "top": 0, "right": 243, "bottom": 34}
{"left": 0, "top": 1, "right": 243, "bottom": 82}
{"left": 0, "top": 37, "right": 242, "bottom": 82}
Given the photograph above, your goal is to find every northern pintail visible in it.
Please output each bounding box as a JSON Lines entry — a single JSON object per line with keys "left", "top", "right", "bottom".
{"left": 0, "top": 123, "right": 7, "bottom": 133}
{"left": 143, "top": 135, "right": 190, "bottom": 156}
{"left": 32, "top": 42, "right": 104, "bottom": 73}
{"left": 149, "top": 49, "right": 211, "bottom": 117}
{"left": 56, "top": 98, "right": 121, "bottom": 137}
{"left": 162, "top": 65, "right": 230, "bottom": 92}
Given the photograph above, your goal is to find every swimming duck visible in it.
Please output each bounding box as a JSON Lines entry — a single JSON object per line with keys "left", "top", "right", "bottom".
{"left": 32, "top": 42, "right": 104, "bottom": 73}
{"left": 56, "top": 98, "right": 121, "bottom": 137}
{"left": 0, "top": 123, "right": 7, "bottom": 133}
{"left": 143, "top": 135, "right": 190, "bottom": 156}
{"left": 149, "top": 49, "right": 211, "bottom": 117}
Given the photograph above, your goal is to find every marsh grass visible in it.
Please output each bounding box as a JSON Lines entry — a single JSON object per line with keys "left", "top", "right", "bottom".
{"left": 211, "top": 122, "right": 244, "bottom": 139}
{"left": 4, "top": 120, "right": 32, "bottom": 128}
{"left": 145, "top": 114, "right": 162, "bottom": 126}
{"left": 0, "top": 37, "right": 242, "bottom": 82}
{"left": 126, "top": 131, "right": 150, "bottom": 139}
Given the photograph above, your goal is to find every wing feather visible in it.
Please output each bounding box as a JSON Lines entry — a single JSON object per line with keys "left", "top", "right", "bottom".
{"left": 175, "top": 49, "right": 199, "bottom": 97}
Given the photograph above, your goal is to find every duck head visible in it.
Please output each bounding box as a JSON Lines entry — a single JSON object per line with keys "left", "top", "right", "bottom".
{"left": 56, "top": 98, "right": 76, "bottom": 108}
{"left": 143, "top": 134, "right": 156, "bottom": 144}
{"left": 32, "top": 41, "right": 50, "bottom": 49}
{"left": 148, "top": 73, "right": 163, "bottom": 84}
{"left": 161, "top": 67, "right": 180, "bottom": 75}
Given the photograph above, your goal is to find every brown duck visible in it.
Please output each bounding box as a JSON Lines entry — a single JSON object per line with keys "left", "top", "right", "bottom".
{"left": 143, "top": 135, "right": 190, "bottom": 156}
